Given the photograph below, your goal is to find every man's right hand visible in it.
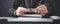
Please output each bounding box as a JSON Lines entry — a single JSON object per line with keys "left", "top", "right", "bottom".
{"left": 16, "top": 7, "right": 27, "bottom": 16}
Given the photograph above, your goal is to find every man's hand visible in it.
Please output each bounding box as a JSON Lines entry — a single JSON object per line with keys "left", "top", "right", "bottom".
{"left": 35, "top": 4, "right": 48, "bottom": 14}
{"left": 16, "top": 7, "right": 27, "bottom": 16}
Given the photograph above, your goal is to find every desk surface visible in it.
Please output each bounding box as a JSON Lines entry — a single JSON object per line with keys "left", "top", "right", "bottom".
{"left": 0, "top": 17, "right": 53, "bottom": 22}
{"left": 0, "top": 16, "right": 60, "bottom": 22}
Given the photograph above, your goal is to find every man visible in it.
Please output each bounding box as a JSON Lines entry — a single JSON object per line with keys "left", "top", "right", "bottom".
{"left": 9, "top": 0, "right": 55, "bottom": 17}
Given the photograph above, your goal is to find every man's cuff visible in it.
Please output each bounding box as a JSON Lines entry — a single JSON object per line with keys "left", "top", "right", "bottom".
{"left": 13, "top": 10, "right": 17, "bottom": 16}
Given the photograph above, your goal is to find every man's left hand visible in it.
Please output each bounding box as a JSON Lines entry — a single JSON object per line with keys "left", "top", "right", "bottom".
{"left": 35, "top": 4, "right": 48, "bottom": 14}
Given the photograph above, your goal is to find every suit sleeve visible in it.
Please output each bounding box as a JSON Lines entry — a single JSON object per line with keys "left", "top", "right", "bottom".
{"left": 9, "top": 0, "right": 22, "bottom": 16}
{"left": 42, "top": 0, "right": 55, "bottom": 18}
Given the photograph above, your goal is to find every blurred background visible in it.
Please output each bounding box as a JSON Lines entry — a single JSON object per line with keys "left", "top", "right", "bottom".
{"left": 0, "top": 0, "right": 14, "bottom": 17}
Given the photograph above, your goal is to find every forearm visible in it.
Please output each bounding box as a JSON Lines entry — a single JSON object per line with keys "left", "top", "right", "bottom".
{"left": 9, "top": 0, "right": 22, "bottom": 16}
{"left": 44, "top": 0, "right": 55, "bottom": 16}
{"left": 9, "top": 8, "right": 17, "bottom": 16}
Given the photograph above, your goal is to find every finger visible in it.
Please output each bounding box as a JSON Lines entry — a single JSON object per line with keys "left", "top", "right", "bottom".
{"left": 17, "top": 13, "right": 24, "bottom": 16}
{"left": 41, "top": 8, "right": 48, "bottom": 14}
{"left": 19, "top": 11, "right": 24, "bottom": 14}
{"left": 38, "top": 11, "right": 40, "bottom": 13}
{"left": 38, "top": 6, "right": 46, "bottom": 13}
{"left": 34, "top": 9, "right": 37, "bottom": 13}
{"left": 18, "top": 12, "right": 25, "bottom": 16}
{"left": 38, "top": 8, "right": 46, "bottom": 14}
{"left": 16, "top": 10, "right": 25, "bottom": 16}
{"left": 20, "top": 9, "right": 27, "bottom": 12}
{"left": 18, "top": 7, "right": 27, "bottom": 12}
{"left": 37, "top": 6, "right": 43, "bottom": 13}
{"left": 39, "top": 10, "right": 48, "bottom": 14}
{"left": 37, "top": 8, "right": 41, "bottom": 13}
{"left": 35, "top": 8, "right": 40, "bottom": 13}
{"left": 20, "top": 14, "right": 24, "bottom": 16}
{"left": 22, "top": 8, "right": 27, "bottom": 12}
